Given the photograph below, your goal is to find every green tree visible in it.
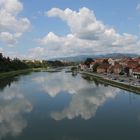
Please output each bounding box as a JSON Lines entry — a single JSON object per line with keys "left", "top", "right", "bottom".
{"left": 92, "top": 63, "right": 99, "bottom": 72}
{"left": 124, "top": 67, "right": 129, "bottom": 77}
{"left": 84, "top": 58, "right": 93, "bottom": 68}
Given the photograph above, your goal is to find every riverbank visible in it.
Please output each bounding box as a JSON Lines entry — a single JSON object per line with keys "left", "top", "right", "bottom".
{"left": 80, "top": 71, "right": 140, "bottom": 94}
{"left": 0, "top": 68, "right": 46, "bottom": 80}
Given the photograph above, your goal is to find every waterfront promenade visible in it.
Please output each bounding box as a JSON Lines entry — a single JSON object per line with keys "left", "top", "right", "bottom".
{"left": 80, "top": 71, "right": 140, "bottom": 94}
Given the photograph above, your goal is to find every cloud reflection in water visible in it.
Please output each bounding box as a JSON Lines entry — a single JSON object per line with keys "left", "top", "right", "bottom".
{"left": 0, "top": 83, "right": 32, "bottom": 139}
{"left": 32, "top": 71, "right": 92, "bottom": 97}
{"left": 32, "top": 71, "right": 120, "bottom": 120}
{"left": 51, "top": 86, "right": 119, "bottom": 120}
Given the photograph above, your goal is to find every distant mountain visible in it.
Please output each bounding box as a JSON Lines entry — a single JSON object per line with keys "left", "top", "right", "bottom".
{"left": 50, "top": 55, "right": 95, "bottom": 62}
{"left": 101, "top": 53, "right": 139, "bottom": 58}
{"left": 50, "top": 53, "right": 140, "bottom": 62}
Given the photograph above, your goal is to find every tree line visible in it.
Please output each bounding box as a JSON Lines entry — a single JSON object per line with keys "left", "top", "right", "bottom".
{"left": 0, "top": 53, "right": 73, "bottom": 72}
{"left": 0, "top": 53, "right": 29, "bottom": 72}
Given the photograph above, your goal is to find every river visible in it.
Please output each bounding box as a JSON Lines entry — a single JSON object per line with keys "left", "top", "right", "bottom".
{"left": 0, "top": 70, "right": 140, "bottom": 140}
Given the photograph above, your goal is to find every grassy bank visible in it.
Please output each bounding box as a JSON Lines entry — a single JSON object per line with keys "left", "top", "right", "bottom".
{"left": 80, "top": 71, "right": 140, "bottom": 94}
{"left": 0, "top": 68, "right": 46, "bottom": 80}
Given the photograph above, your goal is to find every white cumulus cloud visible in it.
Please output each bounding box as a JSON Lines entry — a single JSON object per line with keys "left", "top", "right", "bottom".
{"left": 0, "top": 0, "right": 31, "bottom": 46}
{"left": 47, "top": 7, "right": 117, "bottom": 41}
{"left": 0, "top": 32, "right": 17, "bottom": 46}
{"left": 32, "top": 7, "right": 140, "bottom": 59}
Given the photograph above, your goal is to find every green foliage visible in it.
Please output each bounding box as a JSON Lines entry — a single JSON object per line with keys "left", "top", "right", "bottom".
{"left": 92, "top": 63, "right": 99, "bottom": 72}
{"left": 103, "top": 59, "right": 109, "bottom": 64}
{"left": 84, "top": 58, "right": 93, "bottom": 67}
{"left": 24, "top": 60, "right": 43, "bottom": 68}
{"left": 0, "top": 53, "right": 73, "bottom": 73}
{"left": 124, "top": 67, "right": 129, "bottom": 77}
{"left": 46, "top": 60, "right": 65, "bottom": 68}
{"left": 71, "top": 66, "right": 77, "bottom": 71}
{"left": 0, "top": 53, "right": 29, "bottom": 72}
{"left": 119, "top": 70, "right": 124, "bottom": 75}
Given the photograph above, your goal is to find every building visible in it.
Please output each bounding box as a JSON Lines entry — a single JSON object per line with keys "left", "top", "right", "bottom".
{"left": 95, "top": 58, "right": 107, "bottom": 64}
{"left": 132, "top": 58, "right": 140, "bottom": 64}
{"left": 108, "top": 58, "right": 115, "bottom": 66}
{"left": 97, "top": 64, "right": 110, "bottom": 73}
{"left": 89, "top": 61, "right": 96, "bottom": 71}
{"left": 119, "top": 58, "right": 129, "bottom": 67}
{"left": 133, "top": 67, "right": 140, "bottom": 79}
{"left": 113, "top": 63, "right": 123, "bottom": 74}
{"left": 127, "top": 61, "right": 138, "bottom": 69}
{"left": 107, "top": 65, "right": 113, "bottom": 73}
{"left": 79, "top": 64, "right": 87, "bottom": 71}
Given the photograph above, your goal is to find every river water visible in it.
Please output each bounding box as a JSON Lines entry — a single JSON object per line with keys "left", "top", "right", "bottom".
{"left": 0, "top": 70, "right": 140, "bottom": 140}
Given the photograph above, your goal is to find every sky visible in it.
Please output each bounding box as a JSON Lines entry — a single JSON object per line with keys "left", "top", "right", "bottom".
{"left": 0, "top": 0, "right": 140, "bottom": 59}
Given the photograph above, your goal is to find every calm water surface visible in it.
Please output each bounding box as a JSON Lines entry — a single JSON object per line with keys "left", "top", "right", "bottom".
{"left": 0, "top": 70, "right": 140, "bottom": 140}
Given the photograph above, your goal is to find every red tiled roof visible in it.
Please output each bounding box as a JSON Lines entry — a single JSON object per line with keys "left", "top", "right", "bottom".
{"left": 97, "top": 63, "right": 110, "bottom": 69}
{"left": 127, "top": 61, "right": 138, "bottom": 69}
{"left": 133, "top": 67, "right": 140, "bottom": 73}
{"left": 113, "top": 64, "right": 122, "bottom": 69}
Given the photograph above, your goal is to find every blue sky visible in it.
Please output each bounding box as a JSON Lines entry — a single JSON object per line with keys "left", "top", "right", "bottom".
{"left": 0, "top": 0, "right": 140, "bottom": 59}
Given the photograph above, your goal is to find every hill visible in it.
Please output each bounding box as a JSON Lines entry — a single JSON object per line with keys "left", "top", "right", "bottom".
{"left": 50, "top": 53, "right": 140, "bottom": 62}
